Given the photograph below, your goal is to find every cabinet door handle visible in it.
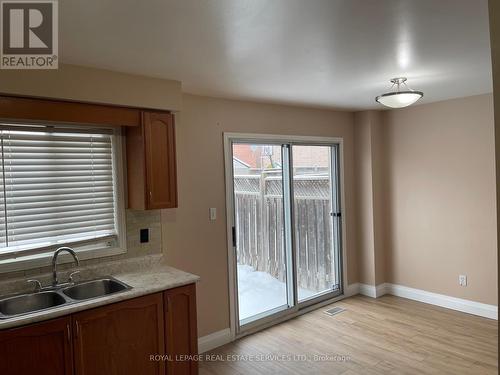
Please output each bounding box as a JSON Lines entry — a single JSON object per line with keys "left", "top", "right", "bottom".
{"left": 75, "top": 321, "right": 80, "bottom": 338}
{"left": 67, "top": 324, "right": 71, "bottom": 343}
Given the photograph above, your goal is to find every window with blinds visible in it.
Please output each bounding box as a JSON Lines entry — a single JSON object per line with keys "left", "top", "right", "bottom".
{"left": 0, "top": 125, "right": 120, "bottom": 259}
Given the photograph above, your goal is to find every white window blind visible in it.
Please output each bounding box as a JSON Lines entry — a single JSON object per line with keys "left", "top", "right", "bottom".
{"left": 0, "top": 126, "right": 118, "bottom": 258}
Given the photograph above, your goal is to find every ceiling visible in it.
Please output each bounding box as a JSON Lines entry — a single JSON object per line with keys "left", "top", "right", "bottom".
{"left": 61, "top": 0, "right": 492, "bottom": 110}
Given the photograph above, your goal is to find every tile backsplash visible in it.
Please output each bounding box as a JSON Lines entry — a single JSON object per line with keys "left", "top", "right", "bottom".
{"left": 0, "top": 209, "right": 163, "bottom": 282}
{"left": 125, "top": 209, "right": 162, "bottom": 257}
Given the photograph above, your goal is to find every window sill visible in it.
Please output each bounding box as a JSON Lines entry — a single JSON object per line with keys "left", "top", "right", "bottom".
{"left": 0, "top": 246, "right": 127, "bottom": 274}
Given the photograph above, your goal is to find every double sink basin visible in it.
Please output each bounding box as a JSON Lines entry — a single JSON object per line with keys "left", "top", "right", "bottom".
{"left": 0, "top": 277, "right": 132, "bottom": 319}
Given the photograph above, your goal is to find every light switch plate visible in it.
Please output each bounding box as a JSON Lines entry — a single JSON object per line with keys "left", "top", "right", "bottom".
{"left": 209, "top": 207, "right": 217, "bottom": 221}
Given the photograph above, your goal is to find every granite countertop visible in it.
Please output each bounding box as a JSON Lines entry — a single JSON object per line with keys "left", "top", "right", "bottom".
{"left": 0, "top": 254, "right": 199, "bottom": 330}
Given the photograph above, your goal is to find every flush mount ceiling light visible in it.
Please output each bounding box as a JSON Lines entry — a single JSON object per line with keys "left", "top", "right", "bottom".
{"left": 375, "top": 77, "right": 423, "bottom": 108}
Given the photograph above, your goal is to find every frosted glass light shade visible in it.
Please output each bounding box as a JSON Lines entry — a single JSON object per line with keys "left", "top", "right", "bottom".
{"left": 375, "top": 91, "right": 423, "bottom": 108}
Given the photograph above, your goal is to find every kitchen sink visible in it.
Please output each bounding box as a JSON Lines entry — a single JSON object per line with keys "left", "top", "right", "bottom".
{"left": 0, "top": 291, "right": 66, "bottom": 318}
{"left": 0, "top": 277, "right": 132, "bottom": 319}
{"left": 62, "top": 278, "right": 131, "bottom": 301}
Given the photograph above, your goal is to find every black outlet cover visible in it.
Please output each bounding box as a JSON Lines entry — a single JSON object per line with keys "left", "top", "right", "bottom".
{"left": 140, "top": 228, "right": 149, "bottom": 243}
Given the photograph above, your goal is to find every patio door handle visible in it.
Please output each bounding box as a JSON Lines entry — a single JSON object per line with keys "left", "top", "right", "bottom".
{"left": 232, "top": 226, "right": 236, "bottom": 247}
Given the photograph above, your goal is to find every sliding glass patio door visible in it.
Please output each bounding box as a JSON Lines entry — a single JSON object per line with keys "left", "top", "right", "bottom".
{"left": 232, "top": 143, "right": 290, "bottom": 324}
{"left": 292, "top": 145, "right": 341, "bottom": 303}
{"left": 227, "top": 136, "right": 343, "bottom": 332}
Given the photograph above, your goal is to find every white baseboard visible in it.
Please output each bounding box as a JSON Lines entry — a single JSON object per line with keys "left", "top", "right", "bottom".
{"left": 344, "top": 282, "right": 360, "bottom": 297}
{"left": 376, "top": 283, "right": 389, "bottom": 297}
{"left": 355, "top": 282, "right": 498, "bottom": 320}
{"left": 357, "top": 283, "right": 387, "bottom": 298}
{"left": 198, "top": 328, "right": 232, "bottom": 353}
{"left": 359, "top": 283, "right": 376, "bottom": 298}
{"left": 386, "top": 283, "right": 498, "bottom": 320}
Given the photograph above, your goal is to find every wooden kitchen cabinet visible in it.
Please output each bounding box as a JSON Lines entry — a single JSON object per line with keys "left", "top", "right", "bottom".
{"left": 0, "top": 284, "right": 199, "bottom": 375}
{"left": 164, "top": 284, "right": 199, "bottom": 375}
{"left": 126, "top": 111, "right": 178, "bottom": 209}
{"left": 0, "top": 316, "right": 73, "bottom": 375}
{"left": 72, "top": 293, "right": 165, "bottom": 375}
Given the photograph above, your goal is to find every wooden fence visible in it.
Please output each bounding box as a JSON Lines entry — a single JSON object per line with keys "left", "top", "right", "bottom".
{"left": 234, "top": 171, "right": 336, "bottom": 292}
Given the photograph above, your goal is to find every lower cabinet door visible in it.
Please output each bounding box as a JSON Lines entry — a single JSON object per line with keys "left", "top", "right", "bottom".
{"left": 0, "top": 316, "right": 73, "bottom": 375}
{"left": 164, "top": 284, "right": 198, "bottom": 375}
{"left": 73, "top": 293, "right": 165, "bottom": 375}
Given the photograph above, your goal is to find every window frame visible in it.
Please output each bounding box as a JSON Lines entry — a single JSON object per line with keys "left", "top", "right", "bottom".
{"left": 0, "top": 126, "right": 127, "bottom": 274}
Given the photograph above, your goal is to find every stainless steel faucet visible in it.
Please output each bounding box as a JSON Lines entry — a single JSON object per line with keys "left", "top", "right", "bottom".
{"left": 52, "top": 247, "right": 80, "bottom": 286}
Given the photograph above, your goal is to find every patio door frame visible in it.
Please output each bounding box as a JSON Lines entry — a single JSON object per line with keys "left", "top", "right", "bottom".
{"left": 223, "top": 133, "right": 348, "bottom": 338}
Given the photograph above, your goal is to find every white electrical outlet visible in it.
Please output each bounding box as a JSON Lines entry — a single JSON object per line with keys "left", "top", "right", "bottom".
{"left": 459, "top": 275, "right": 467, "bottom": 287}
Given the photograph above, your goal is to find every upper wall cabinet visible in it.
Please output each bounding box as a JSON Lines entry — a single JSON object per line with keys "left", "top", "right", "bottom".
{"left": 126, "top": 111, "right": 178, "bottom": 209}
{"left": 0, "top": 96, "right": 178, "bottom": 210}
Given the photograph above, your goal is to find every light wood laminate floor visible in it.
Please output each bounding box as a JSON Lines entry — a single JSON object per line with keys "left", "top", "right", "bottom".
{"left": 199, "top": 295, "right": 498, "bottom": 375}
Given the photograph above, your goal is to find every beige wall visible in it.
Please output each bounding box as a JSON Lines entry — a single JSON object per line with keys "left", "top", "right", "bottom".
{"left": 353, "top": 111, "right": 386, "bottom": 286}
{"left": 382, "top": 94, "right": 497, "bottom": 305}
{"left": 354, "top": 112, "right": 376, "bottom": 285}
{"left": 161, "top": 94, "right": 356, "bottom": 336}
{"left": 488, "top": 0, "right": 500, "bottom": 315}
{"left": 371, "top": 113, "right": 386, "bottom": 286}
{"left": 0, "top": 64, "right": 182, "bottom": 111}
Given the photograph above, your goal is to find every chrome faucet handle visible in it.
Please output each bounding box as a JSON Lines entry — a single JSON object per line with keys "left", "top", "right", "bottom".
{"left": 27, "top": 279, "right": 42, "bottom": 293}
{"left": 52, "top": 247, "right": 80, "bottom": 286}
{"left": 68, "top": 271, "right": 81, "bottom": 284}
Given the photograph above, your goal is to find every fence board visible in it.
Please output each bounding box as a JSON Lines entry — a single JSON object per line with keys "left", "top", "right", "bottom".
{"left": 235, "top": 173, "right": 336, "bottom": 292}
